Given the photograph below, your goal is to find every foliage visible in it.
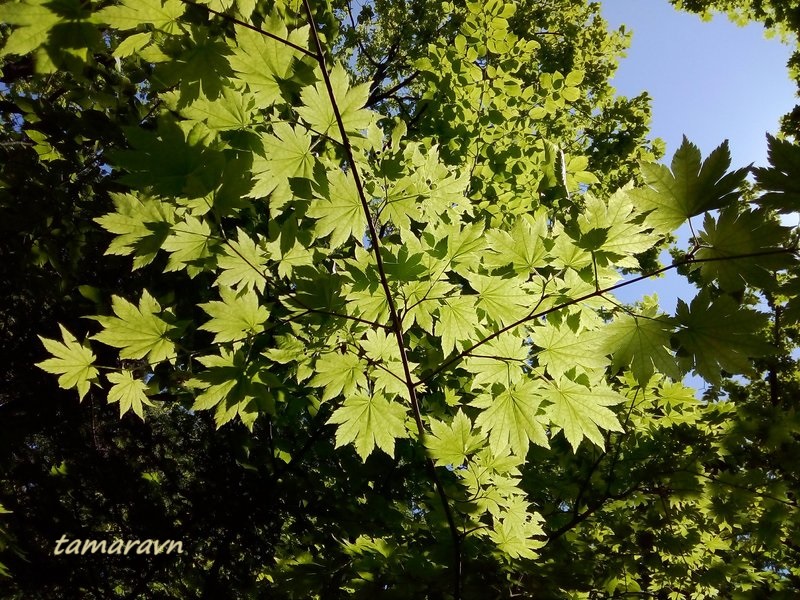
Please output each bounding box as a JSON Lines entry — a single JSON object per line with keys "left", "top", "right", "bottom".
{"left": 1, "top": 0, "right": 799, "bottom": 598}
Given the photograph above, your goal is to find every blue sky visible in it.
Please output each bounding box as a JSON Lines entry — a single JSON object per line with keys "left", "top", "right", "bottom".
{"left": 601, "top": 0, "right": 795, "bottom": 169}
{"left": 599, "top": 1, "right": 796, "bottom": 313}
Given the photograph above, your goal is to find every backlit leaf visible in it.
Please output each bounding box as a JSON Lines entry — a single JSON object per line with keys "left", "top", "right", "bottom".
{"left": 106, "top": 370, "right": 153, "bottom": 419}
{"left": 544, "top": 376, "right": 624, "bottom": 451}
{"left": 328, "top": 393, "right": 408, "bottom": 460}
{"left": 37, "top": 325, "right": 98, "bottom": 401}
{"left": 472, "top": 380, "right": 549, "bottom": 457}
{"left": 91, "top": 290, "right": 176, "bottom": 364}
{"left": 631, "top": 138, "right": 748, "bottom": 232}
{"left": 426, "top": 410, "right": 484, "bottom": 467}
{"left": 199, "top": 287, "right": 269, "bottom": 343}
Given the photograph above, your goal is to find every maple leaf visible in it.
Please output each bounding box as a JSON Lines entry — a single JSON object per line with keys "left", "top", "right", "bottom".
{"left": 600, "top": 299, "right": 680, "bottom": 385}
{"left": 532, "top": 322, "right": 608, "bottom": 379}
{"left": 177, "top": 88, "right": 256, "bottom": 131}
{"left": 327, "top": 393, "right": 408, "bottom": 460}
{"left": 484, "top": 211, "right": 549, "bottom": 274}
{"left": 309, "top": 352, "right": 368, "bottom": 401}
{"left": 694, "top": 208, "right": 793, "bottom": 292}
{"left": 162, "top": 215, "right": 216, "bottom": 273}
{"left": 106, "top": 370, "right": 153, "bottom": 419}
{"left": 297, "top": 64, "right": 374, "bottom": 143}
{"left": 674, "top": 291, "right": 771, "bottom": 384}
{"left": 445, "top": 222, "right": 487, "bottom": 274}
{"left": 0, "top": 1, "right": 61, "bottom": 57}
{"left": 250, "top": 123, "right": 315, "bottom": 198}
{"left": 472, "top": 380, "right": 549, "bottom": 457}
{"left": 37, "top": 325, "right": 98, "bottom": 401}
{"left": 96, "top": 0, "right": 186, "bottom": 34}
{"left": 199, "top": 287, "right": 269, "bottom": 344}
{"left": 464, "top": 332, "right": 530, "bottom": 389}
{"left": 753, "top": 133, "right": 800, "bottom": 213}
{"left": 95, "top": 193, "right": 175, "bottom": 270}
{"left": 467, "top": 273, "right": 532, "bottom": 328}
{"left": 577, "top": 188, "right": 654, "bottom": 268}
{"left": 426, "top": 410, "right": 484, "bottom": 467}
{"left": 488, "top": 508, "right": 545, "bottom": 560}
{"left": 307, "top": 169, "right": 367, "bottom": 249}
{"left": 544, "top": 375, "right": 624, "bottom": 451}
{"left": 216, "top": 228, "right": 269, "bottom": 293}
{"left": 228, "top": 19, "right": 308, "bottom": 108}
{"left": 631, "top": 138, "right": 748, "bottom": 232}
{"left": 91, "top": 290, "right": 177, "bottom": 364}
{"left": 436, "top": 295, "right": 481, "bottom": 356}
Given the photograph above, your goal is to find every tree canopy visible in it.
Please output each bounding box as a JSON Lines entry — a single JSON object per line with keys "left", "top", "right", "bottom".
{"left": 1, "top": 0, "right": 799, "bottom": 598}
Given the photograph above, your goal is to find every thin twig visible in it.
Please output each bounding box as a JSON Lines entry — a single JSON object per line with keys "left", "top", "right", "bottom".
{"left": 179, "top": 0, "right": 316, "bottom": 58}
{"left": 300, "top": 2, "right": 463, "bottom": 597}
{"left": 419, "top": 246, "right": 798, "bottom": 386}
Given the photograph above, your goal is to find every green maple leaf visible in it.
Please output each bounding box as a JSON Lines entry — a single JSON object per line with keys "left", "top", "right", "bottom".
{"left": 327, "top": 393, "right": 408, "bottom": 460}
{"left": 467, "top": 273, "right": 532, "bottom": 327}
{"left": 471, "top": 380, "right": 549, "bottom": 457}
{"left": 199, "top": 287, "right": 269, "bottom": 344}
{"left": 307, "top": 169, "right": 367, "bottom": 248}
{"left": 186, "top": 349, "right": 268, "bottom": 429}
{"left": 601, "top": 301, "right": 680, "bottom": 385}
{"left": 216, "top": 228, "right": 269, "bottom": 293}
{"left": 177, "top": 88, "right": 256, "bottom": 131}
{"left": 488, "top": 510, "right": 545, "bottom": 560}
{"left": 631, "top": 137, "right": 748, "bottom": 232}
{"left": 297, "top": 64, "right": 374, "bottom": 143}
{"left": 372, "top": 359, "right": 417, "bottom": 400}
{"left": 694, "top": 208, "right": 793, "bottom": 292}
{"left": 464, "top": 332, "right": 529, "bottom": 388}
{"left": 162, "top": 216, "right": 216, "bottom": 272}
{"left": 531, "top": 322, "right": 608, "bottom": 379}
{"left": 674, "top": 291, "right": 771, "bottom": 384}
{"left": 544, "top": 375, "right": 624, "bottom": 451}
{"left": 195, "top": 0, "right": 255, "bottom": 19}
{"left": 577, "top": 188, "right": 654, "bottom": 267}
{"left": 265, "top": 237, "right": 314, "bottom": 280}
{"left": 113, "top": 120, "right": 225, "bottom": 198}
{"left": 436, "top": 295, "right": 480, "bottom": 356}
{"left": 106, "top": 370, "right": 153, "bottom": 419}
{"left": 187, "top": 351, "right": 240, "bottom": 412}
{"left": 400, "top": 280, "right": 452, "bottom": 334}
{"left": 250, "top": 123, "right": 315, "bottom": 198}
{"left": 484, "top": 211, "right": 549, "bottom": 274}
{"left": 96, "top": 0, "right": 186, "bottom": 34}
{"left": 91, "top": 290, "right": 176, "bottom": 364}
{"left": 380, "top": 174, "right": 423, "bottom": 230}
{"left": 0, "top": 1, "right": 60, "bottom": 57}
{"left": 426, "top": 410, "right": 484, "bottom": 467}
{"left": 359, "top": 329, "right": 400, "bottom": 362}
{"left": 753, "top": 134, "right": 800, "bottom": 213}
{"left": 309, "top": 352, "right": 368, "bottom": 401}
{"left": 37, "top": 325, "right": 98, "bottom": 401}
{"left": 229, "top": 18, "right": 308, "bottom": 108}
{"left": 445, "top": 222, "right": 487, "bottom": 273}
{"left": 95, "top": 193, "right": 175, "bottom": 269}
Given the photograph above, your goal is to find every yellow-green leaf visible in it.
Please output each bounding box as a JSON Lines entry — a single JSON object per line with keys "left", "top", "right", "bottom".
{"left": 37, "top": 325, "right": 98, "bottom": 401}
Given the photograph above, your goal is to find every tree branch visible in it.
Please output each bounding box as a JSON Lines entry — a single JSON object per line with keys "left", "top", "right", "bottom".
{"left": 300, "top": 2, "right": 463, "bottom": 597}
{"left": 419, "top": 246, "right": 798, "bottom": 386}
{"left": 179, "top": 0, "right": 316, "bottom": 59}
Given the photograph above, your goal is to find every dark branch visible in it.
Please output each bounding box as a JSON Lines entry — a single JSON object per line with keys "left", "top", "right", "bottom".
{"left": 419, "top": 246, "right": 799, "bottom": 386}
{"left": 300, "top": 2, "right": 463, "bottom": 598}
{"left": 179, "top": 0, "right": 316, "bottom": 59}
